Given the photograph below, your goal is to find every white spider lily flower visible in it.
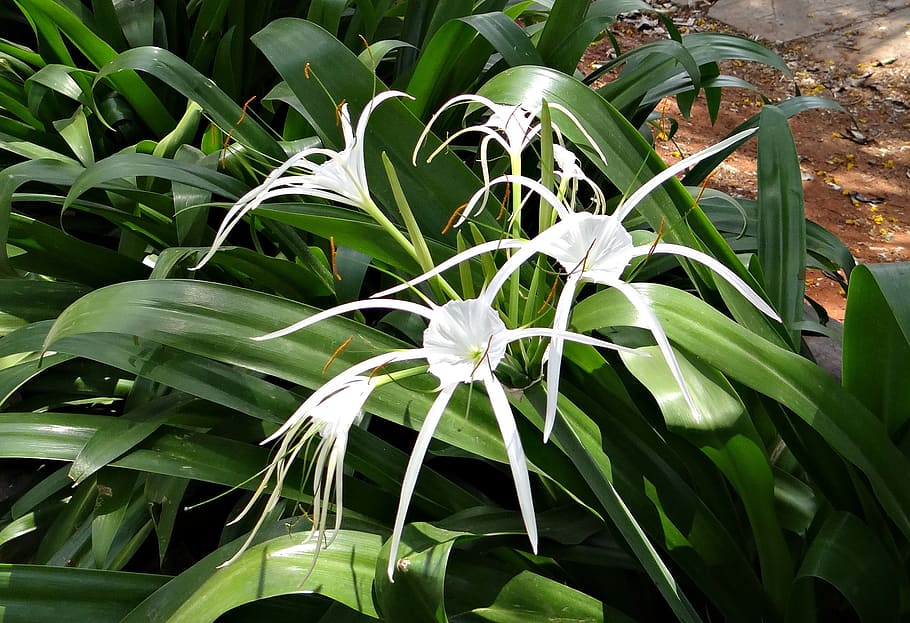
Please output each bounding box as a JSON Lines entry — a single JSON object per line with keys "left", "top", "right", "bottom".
{"left": 413, "top": 94, "right": 607, "bottom": 226}
{"left": 553, "top": 144, "right": 606, "bottom": 213}
{"left": 221, "top": 372, "right": 382, "bottom": 568}
{"left": 369, "top": 130, "right": 778, "bottom": 441}
{"left": 254, "top": 296, "right": 637, "bottom": 581}
{"left": 193, "top": 90, "right": 413, "bottom": 269}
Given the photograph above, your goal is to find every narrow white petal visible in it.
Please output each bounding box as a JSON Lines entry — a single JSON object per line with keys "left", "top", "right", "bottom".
{"left": 480, "top": 222, "right": 571, "bottom": 305}
{"left": 354, "top": 90, "right": 412, "bottom": 148}
{"left": 614, "top": 128, "right": 757, "bottom": 222}
{"left": 549, "top": 102, "right": 609, "bottom": 168}
{"left": 609, "top": 280, "right": 703, "bottom": 424}
{"left": 544, "top": 275, "right": 579, "bottom": 442}
{"left": 485, "top": 378, "right": 538, "bottom": 554}
{"left": 387, "top": 384, "right": 457, "bottom": 581}
{"left": 371, "top": 238, "right": 526, "bottom": 299}
{"left": 635, "top": 243, "right": 781, "bottom": 321}
{"left": 507, "top": 328, "right": 642, "bottom": 355}
{"left": 414, "top": 93, "right": 500, "bottom": 165}
{"left": 254, "top": 299, "right": 435, "bottom": 341}
{"left": 470, "top": 174, "right": 573, "bottom": 222}
{"left": 262, "top": 351, "right": 426, "bottom": 444}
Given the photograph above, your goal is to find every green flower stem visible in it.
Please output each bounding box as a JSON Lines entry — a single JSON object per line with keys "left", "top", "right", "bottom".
{"left": 381, "top": 152, "right": 459, "bottom": 301}
{"left": 507, "top": 151, "right": 524, "bottom": 330}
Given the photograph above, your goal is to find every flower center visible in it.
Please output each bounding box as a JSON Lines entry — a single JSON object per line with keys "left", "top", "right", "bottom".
{"left": 549, "top": 213, "right": 635, "bottom": 281}
{"left": 423, "top": 300, "right": 508, "bottom": 386}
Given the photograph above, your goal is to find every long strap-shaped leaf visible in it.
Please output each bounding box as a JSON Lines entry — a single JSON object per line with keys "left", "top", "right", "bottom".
{"left": 571, "top": 283, "right": 910, "bottom": 539}
{"left": 0, "top": 564, "right": 169, "bottom": 623}
{"left": 120, "top": 526, "right": 383, "bottom": 622}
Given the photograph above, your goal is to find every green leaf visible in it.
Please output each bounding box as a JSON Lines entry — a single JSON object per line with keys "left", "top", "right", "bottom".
{"left": 94, "top": 46, "right": 284, "bottom": 160}
{"left": 64, "top": 152, "right": 247, "bottom": 209}
{"left": 572, "top": 283, "right": 910, "bottom": 541}
{"left": 15, "top": 0, "right": 175, "bottom": 136}
{"left": 793, "top": 512, "right": 901, "bottom": 622}
{"left": 122, "top": 526, "right": 383, "bottom": 621}
{"left": 621, "top": 345, "right": 792, "bottom": 613}
{"left": 756, "top": 105, "right": 805, "bottom": 345}
{"left": 0, "top": 564, "right": 168, "bottom": 622}
{"left": 843, "top": 263, "right": 910, "bottom": 435}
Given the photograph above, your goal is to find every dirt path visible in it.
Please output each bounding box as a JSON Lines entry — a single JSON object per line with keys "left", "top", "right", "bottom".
{"left": 584, "top": 2, "right": 909, "bottom": 320}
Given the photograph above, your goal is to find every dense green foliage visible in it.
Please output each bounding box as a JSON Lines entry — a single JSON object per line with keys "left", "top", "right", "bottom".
{"left": 1, "top": 1, "right": 907, "bottom": 622}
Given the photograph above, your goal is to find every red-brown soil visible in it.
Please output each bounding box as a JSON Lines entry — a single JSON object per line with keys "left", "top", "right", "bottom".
{"left": 583, "top": 4, "right": 909, "bottom": 321}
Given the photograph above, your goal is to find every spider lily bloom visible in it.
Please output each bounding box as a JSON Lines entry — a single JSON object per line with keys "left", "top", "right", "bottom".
{"left": 552, "top": 144, "right": 606, "bottom": 214}
{"left": 221, "top": 373, "right": 383, "bottom": 568}
{"left": 374, "top": 129, "right": 779, "bottom": 441}
{"left": 413, "top": 94, "right": 607, "bottom": 227}
{"left": 193, "top": 90, "right": 416, "bottom": 269}
{"left": 254, "top": 296, "right": 638, "bottom": 580}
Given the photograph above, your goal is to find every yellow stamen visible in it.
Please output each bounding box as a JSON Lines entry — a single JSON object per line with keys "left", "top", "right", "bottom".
{"left": 496, "top": 182, "right": 510, "bottom": 220}
{"left": 237, "top": 96, "right": 256, "bottom": 125}
{"left": 330, "top": 236, "right": 342, "bottom": 281}
{"left": 442, "top": 203, "right": 467, "bottom": 234}
{"left": 323, "top": 337, "right": 353, "bottom": 374}
{"left": 334, "top": 99, "right": 347, "bottom": 126}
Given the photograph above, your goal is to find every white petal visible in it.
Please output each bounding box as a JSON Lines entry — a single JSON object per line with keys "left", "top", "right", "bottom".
{"left": 387, "top": 383, "right": 457, "bottom": 581}
{"left": 461, "top": 174, "right": 572, "bottom": 228}
{"left": 262, "top": 351, "right": 425, "bottom": 443}
{"left": 485, "top": 378, "right": 538, "bottom": 554}
{"left": 609, "top": 280, "right": 703, "bottom": 424}
{"left": 254, "top": 299, "right": 435, "bottom": 341}
{"left": 544, "top": 275, "right": 579, "bottom": 442}
{"left": 371, "top": 238, "right": 526, "bottom": 299}
{"left": 413, "top": 93, "right": 501, "bottom": 165}
{"left": 635, "top": 243, "right": 781, "bottom": 321}
{"left": 614, "top": 128, "right": 757, "bottom": 222}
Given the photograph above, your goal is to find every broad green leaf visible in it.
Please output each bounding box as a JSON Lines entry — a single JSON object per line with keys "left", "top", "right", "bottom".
{"left": 14, "top": 0, "right": 174, "bottom": 136}
{"left": 622, "top": 345, "right": 791, "bottom": 612}
{"left": 843, "top": 263, "right": 910, "bottom": 435}
{"left": 0, "top": 564, "right": 168, "bottom": 622}
{"left": 94, "top": 46, "right": 284, "bottom": 160}
{"left": 450, "top": 569, "right": 636, "bottom": 623}
{"left": 756, "top": 105, "right": 805, "bottom": 346}
{"left": 682, "top": 96, "right": 844, "bottom": 186}
{"left": 122, "top": 526, "right": 383, "bottom": 621}
{"left": 793, "top": 512, "right": 900, "bottom": 622}
{"left": 70, "top": 393, "right": 196, "bottom": 484}
{"left": 572, "top": 283, "right": 910, "bottom": 540}
{"left": 0, "top": 279, "right": 89, "bottom": 323}
{"left": 64, "top": 152, "right": 247, "bottom": 209}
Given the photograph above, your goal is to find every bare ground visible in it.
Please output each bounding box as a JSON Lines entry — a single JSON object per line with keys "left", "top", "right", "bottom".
{"left": 583, "top": 2, "right": 910, "bottom": 320}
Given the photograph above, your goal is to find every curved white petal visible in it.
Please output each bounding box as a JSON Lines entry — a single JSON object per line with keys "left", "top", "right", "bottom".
{"left": 254, "top": 299, "right": 436, "bottom": 341}
{"left": 461, "top": 174, "right": 572, "bottom": 228}
{"left": 371, "top": 238, "right": 526, "bottom": 299}
{"left": 634, "top": 243, "right": 781, "bottom": 321}
{"left": 413, "top": 93, "right": 502, "bottom": 165}
{"left": 480, "top": 221, "right": 572, "bottom": 305}
{"left": 608, "top": 279, "right": 703, "bottom": 424}
{"left": 545, "top": 274, "right": 579, "bottom": 442}
{"left": 387, "top": 383, "right": 458, "bottom": 581}
{"left": 355, "top": 90, "right": 413, "bottom": 145}
{"left": 614, "top": 128, "right": 757, "bottom": 222}
{"left": 485, "top": 377, "right": 538, "bottom": 553}
{"left": 548, "top": 102, "right": 609, "bottom": 168}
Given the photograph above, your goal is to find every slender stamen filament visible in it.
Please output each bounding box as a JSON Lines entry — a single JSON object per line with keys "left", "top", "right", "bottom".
{"left": 323, "top": 336, "right": 353, "bottom": 374}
